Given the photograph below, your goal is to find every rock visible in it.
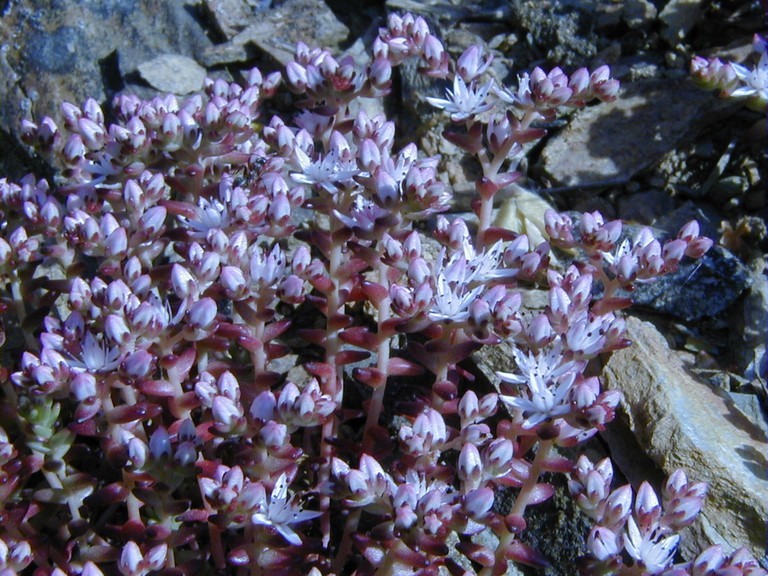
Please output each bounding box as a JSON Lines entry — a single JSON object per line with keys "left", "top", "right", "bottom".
{"left": 202, "top": 0, "right": 271, "bottom": 40}
{"left": 602, "top": 317, "right": 768, "bottom": 562}
{"left": 0, "top": 0, "right": 213, "bottom": 147}
{"left": 137, "top": 54, "right": 207, "bottom": 95}
{"left": 659, "top": 0, "right": 704, "bottom": 44}
{"left": 538, "top": 78, "right": 738, "bottom": 188}
{"left": 734, "top": 257, "right": 768, "bottom": 384}
{"left": 201, "top": 0, "right": 348, "bottom": 67}
{"left": 631, "top": 244, "right": 751, "bottom": 321}
{"left": 622, "top": 0, "right": 657, "bottom": 29}
{"left": 616, "top": 188, "right": 674, "bottom": 224}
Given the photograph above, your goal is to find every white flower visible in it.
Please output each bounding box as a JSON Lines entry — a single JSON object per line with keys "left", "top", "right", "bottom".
{"left": 290, "top": 146, "right": 360, "bottom": 193}
{"left": 426, "top": 76, "right": 494, "bottom": 122}
{"left": 179, "top": 196, "right": 230, "bottom": 238}
{"left": 730, "top": 51, "right": 768, "bottom": 102}
{"left": 251, "top": 472, "right": 322, "bottom": 546}
{"left": 497, "top": 343, "right": 578, "bottom": 429}
{"left": 623, "top": 516, "right": 680, "bottom": 572}
{"left": 428, "top": 271, "right": 485, "bottom": 324}
{"left": 67, "top": 332, "right": 122, "bottom": 374}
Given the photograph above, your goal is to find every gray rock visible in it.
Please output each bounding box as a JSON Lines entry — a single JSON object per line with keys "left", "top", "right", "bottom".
{"left": 137, "top": 54, "right": 207, "bottom": 95}
{"left": 0, "top": 0, "right": 213, "bottom": 146}
{"left": 659, "top": 0, "right": 704, "bottom": 44}
{"left": 538, "top": 78, "right": 738, "bottom": 188}
{"left": 616, "top": 188, "right": 674, "bottom": 224}
{"left": 602, "top": 317, "right": 768, "bottom": 561}
{"left": 201, "top": 0, "right": 348, "bottom": 67}
{"left": 622, "top": 0, "right": 657, "bottom": 29}
{"left": 202, "top": 0, "right": 271, "bottom": 40}
{"left": 632, "top": 245, "right": 751, "bottom": 321}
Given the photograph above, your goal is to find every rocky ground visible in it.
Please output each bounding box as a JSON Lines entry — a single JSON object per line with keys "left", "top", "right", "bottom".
{"left": 0, "top": 0, "right": 766, "bottom": 574}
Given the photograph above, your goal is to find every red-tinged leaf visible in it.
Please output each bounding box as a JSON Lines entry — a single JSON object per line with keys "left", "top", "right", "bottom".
{"left": 309, "top": 274, "right": 333, "bottom": 294}
{"left": 381, "top": 317, "right": 407, "bottom": 337}
{"left": 387, "top": 357, "right": 425, "bottom": 376}
{"left": 497, "top": 458, "right": 530, "bottom": 487}
{"left": 424, "top": 339, "right": 481, "bottom": 362}
{"left": 295, "top": 228, "right": 331, "bottom": 257}
{"left": 504, "top": 540, "right": 548, "bottom": 568}
{"left": 329, "top": 313, "right": 352, "bottom": 331}
{"left": 361, "top": 280, "right": 389, "bottom": 305}
{"left": 295, "top": 328, "right": 326, "bottom": 345}
{"left": 418, "top": 536, "right": 448, "bottom": 556}
{"left": 495, "top": 171, "right": 521, "bottom": 188}
{"left": 68, "top": 420, "right": 98, "bottom": 437}
{"left": 263, "top": 319, "right": 291, "bottom": 341}
{"left": 304, "top": 362, "right": 335, "bottom": 380}
{"left": 160, "top": 199, "right": 197, "bottom": 218}
{"left": 170, "top": 391, "right": 200, "bottom": 413}
{"left": 336, "top": 350, "right": 371, "bottom": 366}
{"left": 254, "top": 371, "right": 282, "bottom": 388}
{"left": 442, "top": 123, "right": 483, "bottom": 154}
{"left": 349, "top": 242, "right": 379, "bottom": 266}
{"left": 227, "top": 548, "right": 251, "bottom": 566}
{"left": 137, "top": 379, "right": 178, "bottom": 397}
{"left": 391, "top": 540, "right": 429, "bottom": 568}
{"left": 456, "top": 542, "right": 494, "bottom": 567}
{"left": 505, "top": 514, "right": 527, "bottom": 533}
{"left": 106, "top": 402, "right": 162, "bottom": 424}
{"left": 265, "top": 342, "right": 289, "bottom": 359}
{"left": 233, "top": 300, "right": 262, "bottom": 324}
{"left": 340, "top": 326, "right": 381, "bottom": 350}
{"left": 515, "top": 127, "right": 547, "bottom": 144}
{"left": 337, "top": 257, "right": 368, "bottom": 279}
{"left": 177, "top": 509, "right": 210, "bottom": 523}
{"left": 236, "top": 334, "right": 263, "bottom": 352}
{"left": 540, "top": 455, "right": 574, "bottom": 473}
{"left": 483, "top": 226, "right": 519, "bottom": 243}
{"left": 444, "top": 558, "right": 470, "bottom": 576}
{"left": 433, "top": 379, "right": 458, "bottom": 401}
{"left": 199, "top": 335, "right": 231, "bottom": 351}
{"left": 527, "top": 483, "right": 556, "bottom": 505}
{"left": 214, "top": 322, "right": 251, "bottom": 340}
{"left": 169, "top": 347, "right": 196, "bottom": 381}
{"left": 352, "top": 367, "right": 386, "bottom": 388}
{"left": 84, "top": 483, "right": 129, "bottom": 507}
{"left": 74, "top": 397, "right": 102, "bottom": 422}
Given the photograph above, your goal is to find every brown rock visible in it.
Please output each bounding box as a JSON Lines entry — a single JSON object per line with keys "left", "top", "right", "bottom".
{"left": 538, "top": 78, "right": 738, "bottom": 188}
{"left": 602, "top": 317, "right": 768, "bottom": 561}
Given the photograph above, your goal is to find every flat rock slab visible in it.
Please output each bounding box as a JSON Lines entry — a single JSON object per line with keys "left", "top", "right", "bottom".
{"left": 603, "top": 317, "right": 768, "bottom": 561}
{"left": 539, "top": 78, "right": 736, "bottom": 188}
{"left": 137, "top": 54, "right": 207, "bottom": 95}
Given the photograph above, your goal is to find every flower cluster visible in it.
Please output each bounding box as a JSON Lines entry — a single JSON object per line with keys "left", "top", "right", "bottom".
{"left": 0, "top": 11, "right": 762, "bottom": 576}
{"left": 691, "top": 34, "right": 768, "bottom": 112}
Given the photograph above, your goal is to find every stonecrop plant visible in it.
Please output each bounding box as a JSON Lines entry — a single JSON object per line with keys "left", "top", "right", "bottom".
{"left": 1, "top": 11, "right": 764, "bottom": 576}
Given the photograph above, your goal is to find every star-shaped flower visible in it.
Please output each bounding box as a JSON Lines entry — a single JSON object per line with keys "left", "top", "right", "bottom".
{"left": 426, "top": 76, "right": 494, "bottom": 122}
{"left": 251, "top": 472, "right": 321, "bottom": 546}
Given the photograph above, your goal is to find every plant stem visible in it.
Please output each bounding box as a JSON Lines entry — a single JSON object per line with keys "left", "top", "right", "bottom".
{"left": 480, "top": 439, "right": 553, "bottom": 576}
